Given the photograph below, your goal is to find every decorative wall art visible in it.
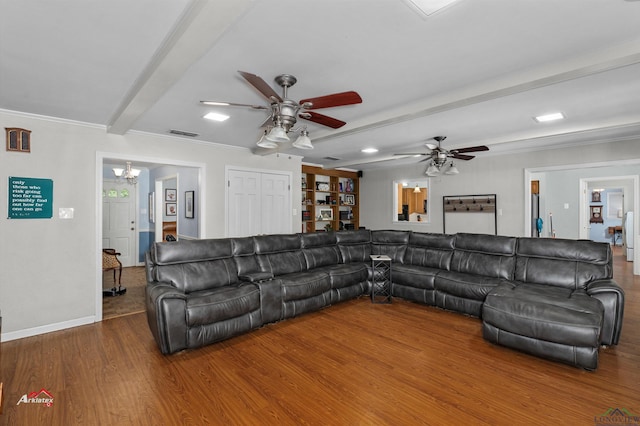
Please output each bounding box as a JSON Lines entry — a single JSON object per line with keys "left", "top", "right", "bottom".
{"left": 185, "top": 191, "right": 194, "bottom": 219}
{"left": 166, "top": 203, "right": 177, "bottom": 216}
{"left": 318, "top": 207, "right": 333, "bottom": 221}
{"left": 165, "top": 188, "right": 177, "bottom": 201}
{"left": 5, "top": 128, "right": 31, "bottom": 152}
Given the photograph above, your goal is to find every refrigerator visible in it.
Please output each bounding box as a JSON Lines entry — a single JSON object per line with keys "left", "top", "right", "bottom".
{"left": 623, "top": 211, "right": 634, "bottom": 261}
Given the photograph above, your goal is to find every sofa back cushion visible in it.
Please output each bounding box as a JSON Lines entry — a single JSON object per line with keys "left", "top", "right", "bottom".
{"left": 254, "top": 234, "right": 307, "bottom": 276}
{"left": 515, "top": 237, "right": 612, "bottom": 290}
{"left": 451, "top": 233, "right": 517, "bottom": 279}
{"left": 405, "top": 232, "right": 455, "bottom": 270}
{"left": 149, "top": 239, "right": 240, "bottom": 293}
{"left": 371, "top": 230, "right": 409, "bottom": 263}
{"left": 336, "top": 229, "right": 371, "bottom": 263}
{"left": 231, "top": 237, "right": 260, "bottom": 276}
{"left": 301, "top": 232, "right": 341, "bottom": 269}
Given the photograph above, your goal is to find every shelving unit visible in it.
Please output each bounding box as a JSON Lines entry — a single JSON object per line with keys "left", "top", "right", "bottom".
{"left": 301, "top": 165, "right": 359, "bottom": 233}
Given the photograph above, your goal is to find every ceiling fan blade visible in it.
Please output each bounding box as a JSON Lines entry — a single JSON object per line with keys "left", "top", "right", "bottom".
{"left": 299, "top": 111, "right": 346, "bottom": 129}
{"left": 425, "top": 143, "right": 438, "bottom": 150}
{"left": 299, "top": 91, "right": 362, "bottom": 109}
{"left": 200, "top": 100, "right": 268, "bottom": 110}
{"left": 452, "top": 153, "right": 475, "bottom": 161}
{"left": 238, "top": 70, "right": 283, "bottom": 102}
{"left": 452, "top": 145, "right": 489, "bottom": 154}
{"left": 393, "top": 153, "right": 428, "bottom": 156}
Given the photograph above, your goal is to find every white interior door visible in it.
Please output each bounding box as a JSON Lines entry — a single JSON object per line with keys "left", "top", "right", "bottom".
{"left": 228, "top": 170, "right": 260, "bottom": 237}
{"left": 261, "top": 172, "right": 291, "bottom": 235}
{"left": 102, "top": 180, "right": 137, "bottom": 267}
{"left": 227, "top": 168, "right": 291, "bottom": 237}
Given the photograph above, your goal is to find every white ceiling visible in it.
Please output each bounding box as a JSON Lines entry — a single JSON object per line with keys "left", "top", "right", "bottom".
{"left": 2, "top": 0, "right": 640, "bottom": 171}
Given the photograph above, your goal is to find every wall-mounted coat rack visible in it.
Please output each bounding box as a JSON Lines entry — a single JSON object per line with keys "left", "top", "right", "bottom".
{"left": 443, "top": 194, "right": 497, "bottom": 235}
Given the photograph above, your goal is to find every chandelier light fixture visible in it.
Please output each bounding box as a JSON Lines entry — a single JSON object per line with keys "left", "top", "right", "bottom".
{"left": 113, "top": 161, "right": 141, "bottom": 184}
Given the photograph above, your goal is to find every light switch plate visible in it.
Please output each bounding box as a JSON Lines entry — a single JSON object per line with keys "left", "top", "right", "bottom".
{"left": 59, "top": 207, "right": 74, "bottom": 219}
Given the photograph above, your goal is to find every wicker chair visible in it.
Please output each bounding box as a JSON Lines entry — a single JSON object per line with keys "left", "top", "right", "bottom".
{"left": 102, "top": 249, "right": 126, "bottom": 296}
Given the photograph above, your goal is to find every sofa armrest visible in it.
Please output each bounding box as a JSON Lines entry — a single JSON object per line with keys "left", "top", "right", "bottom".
{"left": 586, "top": 279, "right": 625, "bottom": 346}
{"left": 146, "top": 282, "right": 188, "bottom": 354}
{"left": 239, "top": 272, "right": 274, "bottom": 283}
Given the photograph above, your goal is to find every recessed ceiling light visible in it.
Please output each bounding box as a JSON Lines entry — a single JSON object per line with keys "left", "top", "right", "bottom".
{"left": 361, "top": 148, "right": 379, "bottom": 153}
{"left": 534, "top": 112, "right": 565, "bottom": 123}
{"left": 204, "top": 112, "right": 230, "bottom": 122}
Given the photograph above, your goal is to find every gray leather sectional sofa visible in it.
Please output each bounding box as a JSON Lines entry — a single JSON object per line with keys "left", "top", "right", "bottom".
{"left": 145, "top": 230, "right": 624, "bottom": 370}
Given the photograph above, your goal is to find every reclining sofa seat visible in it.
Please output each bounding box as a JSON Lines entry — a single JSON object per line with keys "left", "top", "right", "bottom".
{"left": 434, "top": 233, "right": 517, "bottom": 317}
{"left": 392, "top": 232, "right": 456, "bottom": 305}
{"left": 482, "top": 237, "right": 621, "bottom": 370}
{"left": 145, "top": 238, "right": 262, "bottom": 354}
{"left": 300, "top": 232, "right": 368, "bottom": 304}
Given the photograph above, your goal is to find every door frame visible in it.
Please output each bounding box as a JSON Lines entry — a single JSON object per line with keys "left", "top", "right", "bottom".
{"left": 95, "top": 152, "right": 207, "bottom": 321}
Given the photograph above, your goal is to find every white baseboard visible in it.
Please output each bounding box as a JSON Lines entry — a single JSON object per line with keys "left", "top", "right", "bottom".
{"left": 1, "top": 315, "right": 95, "bottom": 342}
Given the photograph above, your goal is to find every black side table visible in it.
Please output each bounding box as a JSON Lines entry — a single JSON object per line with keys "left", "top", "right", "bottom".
{"left": 370, "top": 255, "right": 392, "bottom": 304}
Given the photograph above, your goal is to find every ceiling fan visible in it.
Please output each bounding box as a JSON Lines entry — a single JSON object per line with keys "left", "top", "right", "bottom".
{"left": 394, "top": 136, "right": 489, "bottom": 176}
{"left": 200, "top": 71, "right": 362, "bottom": 149}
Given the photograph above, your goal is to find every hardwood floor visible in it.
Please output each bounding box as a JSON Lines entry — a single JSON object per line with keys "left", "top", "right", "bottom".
{"left": 2, "top": 247, "right": 638, "bottom": 425}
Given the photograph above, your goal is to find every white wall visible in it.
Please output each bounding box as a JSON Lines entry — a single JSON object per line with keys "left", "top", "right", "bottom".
{"left": 0, "top": 109, "right": 301, "bottom": 339}
{"left": 360, "top": 139, "right": 640, "bottom": 238}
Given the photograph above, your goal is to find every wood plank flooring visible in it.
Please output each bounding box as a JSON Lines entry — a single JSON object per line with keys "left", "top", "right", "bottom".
{"left": 1, "top": 247, "right": 638, "bottom": 425}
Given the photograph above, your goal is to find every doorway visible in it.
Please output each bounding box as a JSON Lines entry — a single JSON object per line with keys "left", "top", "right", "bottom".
{"left": 524, "top": 161, "right": 640, "bottom": 275}
{"left": 96, "top": 152, "right": 206, "bottom": 321}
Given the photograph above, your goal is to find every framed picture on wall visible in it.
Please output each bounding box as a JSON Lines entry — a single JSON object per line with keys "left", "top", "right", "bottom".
{"left": 591, "top": 191, "right": 601, "bottom": 203}
{"left": 165, "top": 188, "right": 177, "bottom": 201}
{"left": 185, "top": 191, "right": 194, "bottom": 219}
{"left": 166, "top": 203, "right": 177, "bottom": 216}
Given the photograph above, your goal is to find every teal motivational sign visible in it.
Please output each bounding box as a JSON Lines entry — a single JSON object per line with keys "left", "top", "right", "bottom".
{"left": 8, "top": 176, "right": 53, "bottom": 219}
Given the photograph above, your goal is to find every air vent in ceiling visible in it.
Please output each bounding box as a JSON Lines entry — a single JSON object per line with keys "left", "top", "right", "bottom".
{"left": 169, "top": 129, "right": 199, "bottom": 137}
{"left": 323, "top": 156, "right": 341, "bottom": 161}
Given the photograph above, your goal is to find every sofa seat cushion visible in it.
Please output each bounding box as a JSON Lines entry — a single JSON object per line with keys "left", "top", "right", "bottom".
{"left": 322, "top": 263, "right": 368, "bottom": 289}
{"left": 279, "top": 271, "right": 331, "bottom": 302}
{"left": 434, "top": 271, "right": 507, "bottom": 301}
{"left": 483, "top": 283, "right": 604, "bottom": 347}
{"left": 186, "top": 283, "right": 261, "bottom": 327}
{"left": 392, "top": 264, "right": 440, "bottom": 290}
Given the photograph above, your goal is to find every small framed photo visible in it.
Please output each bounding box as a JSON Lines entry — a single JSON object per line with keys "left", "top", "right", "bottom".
{"left": 591, "top": 191, "right": 601, "bottom": 203}
{"left": 318, "top": 207, "right": 333, "bottom": 221}
{"left": 344, "top": 194, "right": 355, "bottom": 205}
{"left": 166, "top": 203, "right": 177, "bottom": 216}
{"left": 148, "top": 192, "right": 155, "bottom": 223}
{"left": 185, "top": 191, "right": 194, "bottom": 219}
{"left": 165, "top": 188, "right": 177, "bottom": 201}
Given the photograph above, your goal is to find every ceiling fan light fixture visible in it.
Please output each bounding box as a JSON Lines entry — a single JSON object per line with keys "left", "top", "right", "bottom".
{"left": 445, "top": 163, "right": 459, "bottom": 175}
{"left": 292, "top": 129, "right": 313, "bottom": 149}
{"left": 426, "top": 165, "right": 440, "bottom": 176}
{"left": 257, "top": 130, "right": 278, "bottom": 149}
{"left": 265, "top": 125, "right": 289, "bottom": 143}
